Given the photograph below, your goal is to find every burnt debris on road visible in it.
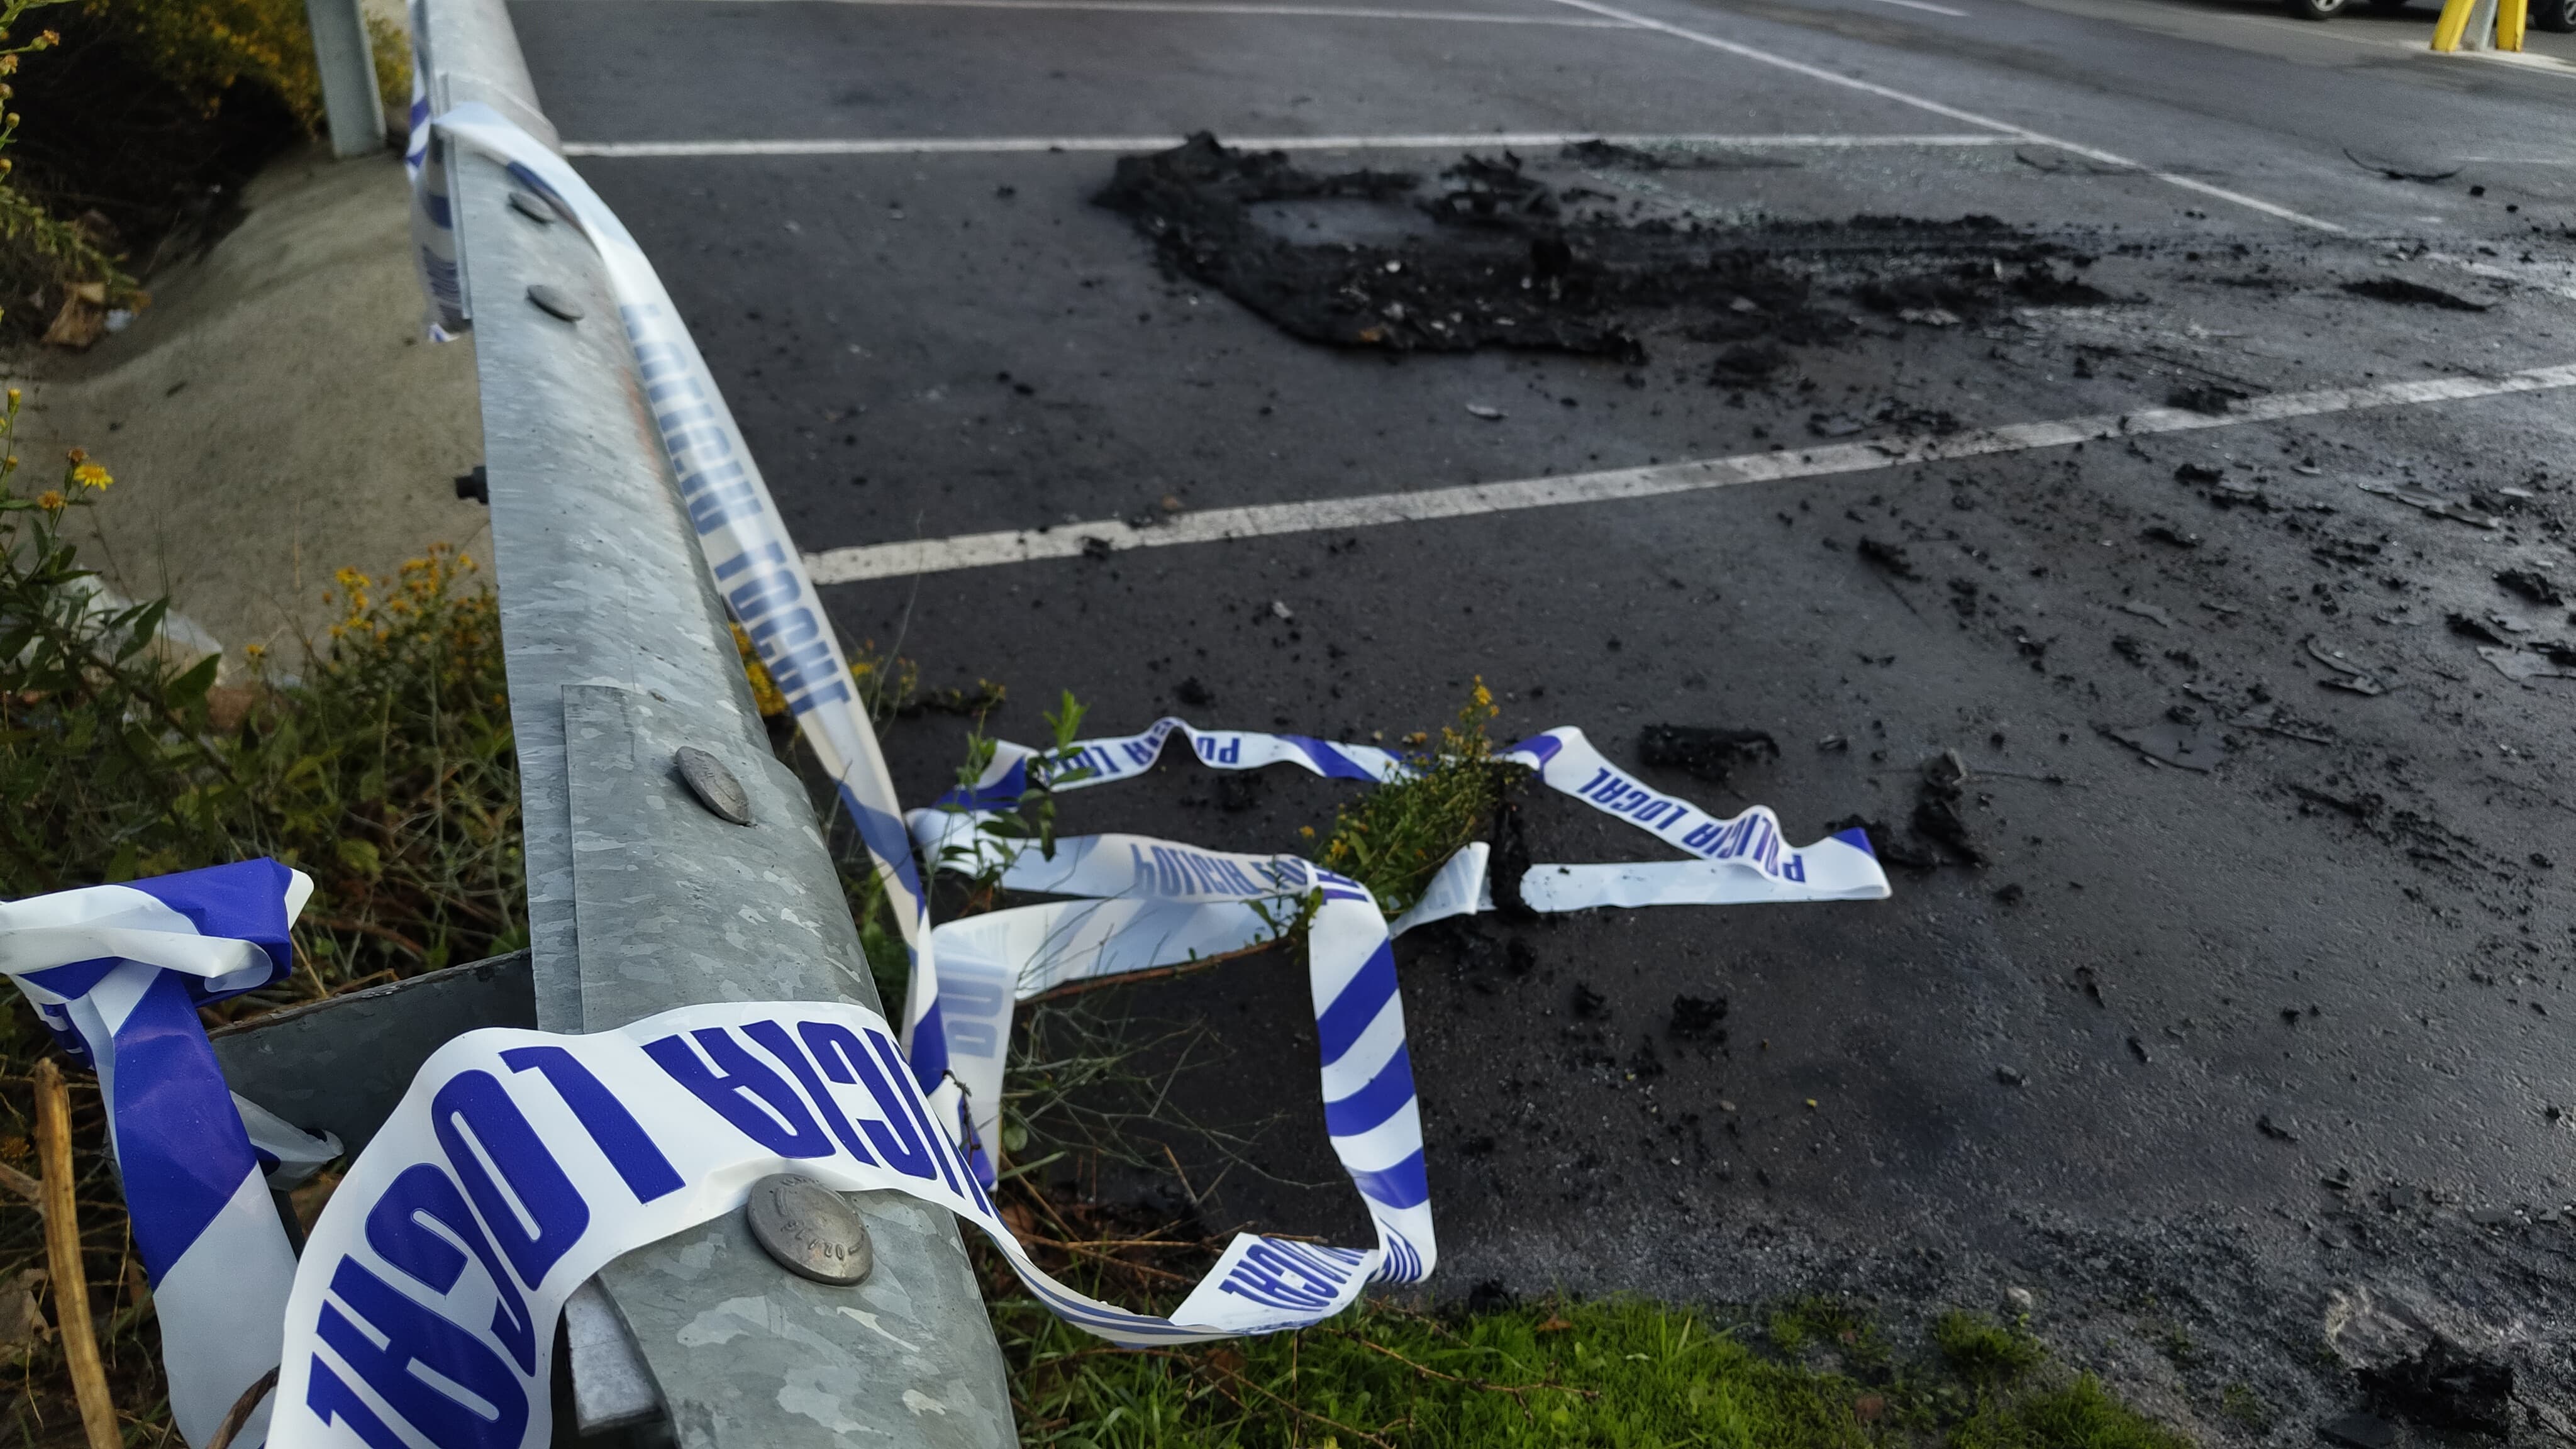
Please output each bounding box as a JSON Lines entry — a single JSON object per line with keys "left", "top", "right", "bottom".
{"left": 1097, "top": 133, "right": 2103, "bottom": 369}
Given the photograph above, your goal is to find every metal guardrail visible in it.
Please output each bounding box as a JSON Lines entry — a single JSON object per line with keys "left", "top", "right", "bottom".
{"left": 360, "top": 0, "right": 1021, "bottom": 1441}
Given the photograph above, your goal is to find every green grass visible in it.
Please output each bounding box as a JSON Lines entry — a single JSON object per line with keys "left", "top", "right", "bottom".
{"left": 1952, "top": 1376, "right": 2194, "bottom": 1449}
{"left": 994, "top": 1295, "right": 2196, "bottom": 1449}
{"left": 1933, "top": 1311, "right": 2048, "bottom": 1388}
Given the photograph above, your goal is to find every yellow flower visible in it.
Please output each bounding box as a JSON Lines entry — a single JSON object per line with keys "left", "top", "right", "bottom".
{"left": 33, "top": 488, "right": 61, "bottom": 509}
{"left": 334, "top": 566, "right": 369, "bottom": 589}
{"left": 63, "top": 447, "right": 82, "bottom": 464}
{"left": 243, "top": 643, "right": 266, "bottom": 660}
{"left": 6, "top": 387, "right": 19, "bottom": 408}
{"left": 70, "top": 462, "right": 108, "bottom": 490}
{"left": 732, "top": 622, "right": 788, "bottom": 716}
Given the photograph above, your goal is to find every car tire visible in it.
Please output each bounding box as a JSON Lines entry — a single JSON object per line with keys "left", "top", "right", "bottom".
{"left": 2534, "top": 0, "right": 2576, "bottom": 32}
{"left": 2286, "top": 0, "right": 2348, "bottom": 18}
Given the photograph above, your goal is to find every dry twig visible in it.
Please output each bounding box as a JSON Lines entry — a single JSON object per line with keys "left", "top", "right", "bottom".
{"left": 1345, "top": 1333, "right": 1601, "bottom": 1399}
{"left": 204, "top": 1366, "right": 280, "bottom": 1449}
{"left": 0, "top": 1156, "right": 44, "bottom": 1218}
{"left": 36, "top": 1059, "right": 118, "bottom": 1449}
{"left": 1201, "top": 1353, "right": 1399, "bottom": 1449}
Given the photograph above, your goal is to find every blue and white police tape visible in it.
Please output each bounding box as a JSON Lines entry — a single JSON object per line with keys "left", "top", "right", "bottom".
{"left": 274, "top": 995, "right": 1402, "bottom": 1446}
{"left": 909, "top": 718, "right": 1889, "bottom": 1204}
{"left": 3, "top": 717, "right": 1889, "bottom": 1448}
{"left": 1, "top": 867, "right": 1423, "bottom": 1449}
{"left": 399, "top": 96, "right": 945, "bottom": 1088}
{"left": 397, "top": 22, "right": 457, "bottom": 341}
{"left": 0, "top": 861, "right": 341, "bottom": 1449}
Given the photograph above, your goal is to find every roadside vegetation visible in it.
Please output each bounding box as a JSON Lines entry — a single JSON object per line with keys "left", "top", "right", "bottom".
{"left": 0, "top": 419, "right": 523, "bottom": 1438}
{"left": 2, "top": 0, "right": 410, "bottom": 345}
{"left": 996, "top": 1289, "right": 2193, "bottom": 1448}
{"left": 0, "top": 3, "right": 465, "bottom": 1430}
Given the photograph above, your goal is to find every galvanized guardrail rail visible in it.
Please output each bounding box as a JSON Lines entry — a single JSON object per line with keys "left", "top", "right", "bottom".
{"left": 227, "top": 0, "right": 1018, "bottom": 1442}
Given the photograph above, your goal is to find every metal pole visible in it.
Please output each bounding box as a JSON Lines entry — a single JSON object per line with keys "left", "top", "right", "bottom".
{"left": 411, "top": 0, "right": 1016, "bottom": 1441}
{"left": 304, "top": 0, "right": 387, "bottom": 157}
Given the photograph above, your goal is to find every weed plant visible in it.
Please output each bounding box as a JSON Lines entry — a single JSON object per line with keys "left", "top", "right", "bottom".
{"left": 1314, "top": 680, "right": 1521, "bottom": 917}
{"left": 0, "top": 435, "right": 521, "bottom": 1438}
{"left": 0, "top": 0, "right": 125, "bottom": 330}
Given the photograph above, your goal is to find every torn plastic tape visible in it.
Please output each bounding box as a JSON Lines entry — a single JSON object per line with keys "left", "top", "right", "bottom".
{"left": 0, "top": 862, "right": 338, "bottom": 1449}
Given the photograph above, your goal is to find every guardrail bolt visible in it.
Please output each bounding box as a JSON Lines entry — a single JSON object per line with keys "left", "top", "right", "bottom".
{"left": 745, "top": 1174, "right": 875, "bottom": 1285}
{"left": 508, "top": 189, "right": 556, "bottom": 225}
{"left": 674, "top": 745, "right": 753, "bottom": 825}
{"left": 526, "top": 282, "right": 585, "bottom": 322}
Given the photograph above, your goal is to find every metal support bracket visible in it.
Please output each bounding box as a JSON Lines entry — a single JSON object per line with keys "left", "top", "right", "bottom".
{"left": 303, "top": 0, "right": 386, "bottom": 157}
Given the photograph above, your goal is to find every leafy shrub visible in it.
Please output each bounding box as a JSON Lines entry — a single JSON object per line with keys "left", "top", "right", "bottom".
{"left": 1, "top": 0, "right": 414, "bottom": 339}
{"left": 0, "top": 395, "right": 523, "bottom": 1020}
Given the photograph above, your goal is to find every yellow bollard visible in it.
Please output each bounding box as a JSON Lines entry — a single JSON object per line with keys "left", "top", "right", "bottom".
{"left": 2433, "top": 0, "right": 2477, "bottom": 49}
{"left": 2433, "top": 0, "right": 2522, "bottom": 48}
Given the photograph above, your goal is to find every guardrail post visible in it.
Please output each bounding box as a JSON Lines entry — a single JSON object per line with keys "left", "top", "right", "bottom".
{"left": 303, "top": 0, "right": 387, "bottom": 157}
{"left": 408, "top": 0, "right": 1019, "bottom": 1441}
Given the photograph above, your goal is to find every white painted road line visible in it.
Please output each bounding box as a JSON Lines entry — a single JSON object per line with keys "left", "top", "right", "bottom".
{"left": 564, "top": 131, "right": 2027, "bottom": 157}
{"left": 802, "top": 365, "right": 2576, "bottom": 584}
{"left": 1536, "top": 0, "right": 2348, "bottom": 232}
{"left": 1864, "top": 0, "right": 1968, "bottom": 15}
{"left": 537, "top": 0, "right": 1639, "bottom": 15}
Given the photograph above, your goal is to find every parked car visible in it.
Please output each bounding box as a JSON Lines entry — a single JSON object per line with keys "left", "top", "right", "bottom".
{"left": 2288, "top": 0, "right": 2573, "bottom": 27}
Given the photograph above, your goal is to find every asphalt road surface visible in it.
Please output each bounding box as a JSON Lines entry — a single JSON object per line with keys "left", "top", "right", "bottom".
{"left": 511, "top": 0, "right": 2576, "bottom": 1438}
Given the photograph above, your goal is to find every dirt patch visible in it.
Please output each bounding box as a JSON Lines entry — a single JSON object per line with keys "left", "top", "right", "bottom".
{"left": 1096, "top": 134, "right": 2108, "bottom": 367}
{"left": 2338, "top": 277, "right": 2488, "bottom": 313}
{"left": 1637, "top": 723, "right": 1779, "bottom": 786}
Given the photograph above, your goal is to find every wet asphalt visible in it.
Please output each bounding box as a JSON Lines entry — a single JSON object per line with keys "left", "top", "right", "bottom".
{"left": 509, "top": 0, "right": 2576, "bottom": 1436}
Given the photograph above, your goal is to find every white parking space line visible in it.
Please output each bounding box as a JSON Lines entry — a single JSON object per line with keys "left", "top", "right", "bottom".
{"left": 602, "top": 0, "right": 1631, "bottom": 14}
{"left": 564, "top": 131, "right": 2026, "bottom": 157}
{"left": 803, "top": 364, "right": 2576, "bottom": 584}
{"left": 1538, "top": 0, "right": 2348, "bottom": 231}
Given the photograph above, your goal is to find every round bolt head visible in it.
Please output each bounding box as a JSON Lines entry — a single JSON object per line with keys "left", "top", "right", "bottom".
{"left": 526, "top": 283, "right": 584, "bottom": 322}
{"left": 745, "top": 1174, "right": 873, "bottom": 1285}
{"left": 674, "top": 745, "right": 752, "bottom": 826}
{"left": 508, "top": 189, "right": 557, "bottom": 225}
